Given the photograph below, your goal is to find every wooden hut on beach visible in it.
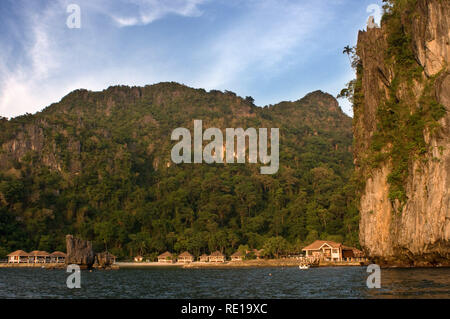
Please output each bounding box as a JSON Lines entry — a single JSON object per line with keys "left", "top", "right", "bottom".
{"left": 231, "top": 251, "right": 244, "bottom": 261}
{"left": 178, "top": 251, "right": 194, "bottom": 263}
{"left": 158, "top": 251, "right": 174, "bottom": 263}
{"left": 50, "top": 251, "right": 66, "bottom": 263}
{"left": 302, "top": 240, "right": 367, "bottom": 262}
{"left": 7, "top": 250, "right": 29, "bottom": 263}
{"left": 7, "top": 250, "right": 68, "bottom": 264}
{"left": 245, "top": 249, "right": 264, "bottom": 259}
{"left": 209, "top": 251, "right": 225, "bottom": 262}
{"left": 29, "top": 251, "right": 51, "bottom": 263}
{"left": 199, "top": 254, "right": 209, "bottom": 262}
{"left": 342, "top": 247, "right": 366, "bottom": 262}
{"left": 302, "top": 241, "right": 343, "bottom": 262}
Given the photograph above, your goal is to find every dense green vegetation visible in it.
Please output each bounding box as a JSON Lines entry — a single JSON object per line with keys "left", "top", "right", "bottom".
{"left": 0, "top": 83, "right": 358, "bottom": 260}
{"left": 372, "top": 0, "right": 446, "bottom": 205}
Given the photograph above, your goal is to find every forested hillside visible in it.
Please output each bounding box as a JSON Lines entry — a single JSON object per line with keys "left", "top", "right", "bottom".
{"left": 0, "top": 82, "right": 358, "bottom": 259}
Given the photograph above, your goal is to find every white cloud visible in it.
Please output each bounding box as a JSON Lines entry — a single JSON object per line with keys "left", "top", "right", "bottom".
{"left": 0, "top": 0, "right": 348, "bottom": 118}
{"left": 194, "top": 0, "right": 332, "bottom": 90}
{"left": 107, "top": 0, "right": 207, "bottom": 27}
{"left": 0, "top": 3, "right": 63, "bottom": 118}
{"left": 0, "top": 0, "right": 206, "bottom": 118}
{"left": 30, "top": 27, "right": 60, "bottom": 80}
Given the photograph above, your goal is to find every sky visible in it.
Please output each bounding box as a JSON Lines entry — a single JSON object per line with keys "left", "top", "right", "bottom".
{"left": 0, "top": 0, "right": 384, "bottom": 119}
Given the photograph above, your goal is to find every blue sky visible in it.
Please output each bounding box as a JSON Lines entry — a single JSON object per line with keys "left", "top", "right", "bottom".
{"left": 0, "top": 0, "right": 384, "bottom": 118}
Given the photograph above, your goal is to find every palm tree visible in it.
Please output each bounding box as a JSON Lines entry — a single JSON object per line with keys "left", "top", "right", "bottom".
{"left": 343, "top": 45, "right": 354, "bottom": 64}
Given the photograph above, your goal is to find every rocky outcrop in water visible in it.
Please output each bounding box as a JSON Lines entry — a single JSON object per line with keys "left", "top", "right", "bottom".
{"left": 355, "top": 0, "right": 450, "bottom": 266}
{"left": 94, "top": 252, "right": 116, "bottom": 269}
{"left": 65, "top": 234, "right": 96, "bottom": 268}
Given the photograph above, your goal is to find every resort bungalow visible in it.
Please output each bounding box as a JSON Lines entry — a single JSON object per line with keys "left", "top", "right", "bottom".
{"left": 302, "top": 240, "right": 344, "bottom": 262}
{"left": 230, "top": 251, "right": 244, "bottom": 261}
{"left": 342, "top": 247, "right": 366, "bottom": 262}
{"left": 50, "top": 251, "right": 66, "bottom": 263}
{"left": 209, "top": 251, "right": 226, "bottom": 263}
{"left": 134, "top": 255, "right": 143, "bottom": 262}
{"left": 256, "top": 249, "right": 265, "bottom": 259}
{"left": 29, "top": 251, "right": 51, "bottom": 263}
{"left": 177, "top": 251, "right": 194, "bottom": 263}
{"left": 158, "top": 251, "right": 174, "bottom": 263}
{"left": 8, "top": 250, "right": 68, "bottom": 264}
{"left": 7, "top": 250, "right": 29, "bottom": 263}
{"left": 302, "top": 240, "right": 366, "bottom": 262}
{"left": 199, "top": 254, "right": 209, "bottom": 262}
{"left": 246, "top": 249, "right": 264, "bottom": 259}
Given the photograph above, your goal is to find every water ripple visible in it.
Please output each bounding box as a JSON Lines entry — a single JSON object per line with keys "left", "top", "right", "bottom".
{"left": 0, "top": 267, "right": 448, "bottom": 298}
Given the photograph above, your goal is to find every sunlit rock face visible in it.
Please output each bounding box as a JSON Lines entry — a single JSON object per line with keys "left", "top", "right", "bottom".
{"left": 355, "top": 0, "right": 450, "bottom": 267}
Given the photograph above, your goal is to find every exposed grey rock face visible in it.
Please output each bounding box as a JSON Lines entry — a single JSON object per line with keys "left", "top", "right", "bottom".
{"left": 65, "top": 234, "right": 96, "bottom": 267}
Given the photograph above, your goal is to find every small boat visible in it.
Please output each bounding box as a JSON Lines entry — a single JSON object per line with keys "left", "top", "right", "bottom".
{"left": 299, "top": 264, "right": 310, "bottom": 270}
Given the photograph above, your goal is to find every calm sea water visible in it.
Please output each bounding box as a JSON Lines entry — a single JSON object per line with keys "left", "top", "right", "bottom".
{"left": 0, "top": 266, "right": 448, "bottom": 299}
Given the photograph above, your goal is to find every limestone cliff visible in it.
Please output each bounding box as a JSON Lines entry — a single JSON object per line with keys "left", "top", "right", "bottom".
{"left": 355, "top": 0, "right": 450, "bottom": 266}
{"left": 65, "top": 235, "right": 95, "bottom": 267}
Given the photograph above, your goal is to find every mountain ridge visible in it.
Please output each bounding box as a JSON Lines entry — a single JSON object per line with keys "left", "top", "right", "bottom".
{"left": 2, "top": 83, "right": 350, "bottom": 120}
{"left": 0, "top": 81, "right": 357, "bottom": 259}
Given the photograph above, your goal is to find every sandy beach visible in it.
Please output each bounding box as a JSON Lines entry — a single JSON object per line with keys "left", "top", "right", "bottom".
{"left": 0, "top": 259, "right": 366, "bottom": 269}
{"left": 115, "top": 259, "right": 366, "bottom": 269}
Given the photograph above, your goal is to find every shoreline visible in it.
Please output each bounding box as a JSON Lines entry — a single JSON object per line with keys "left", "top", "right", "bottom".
{"left": 116, "top": 259, "right": 367, "bottom": 269}
{"left": 3, "top": 261, "right": 449, "bottom": 269}
{"left": 0, "top": 263, "right": 119, "bottom": 270}
{"left": 0, "top": 263, "right": 66, "bottom": 269}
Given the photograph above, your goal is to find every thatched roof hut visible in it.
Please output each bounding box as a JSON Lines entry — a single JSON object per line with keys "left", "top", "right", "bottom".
{"left": 50, "top": 251, "right": 66, "bottom": 263}
{"left": 209, "top": 251, "right": 225, "bottom": 262}
{"left": 178, "top": 251, "right": 194, "bottom": 263}
{"left": 27, "top": 251, "right": 51, "bottom": 263}
{"left": 158, "top": 251, "right": 174, "bottom": 263}
{"left": 50, "top": 251, "right": 66, "bottom": 258}
{"left": 7, "top": 250, "right": 29, "bottom": 263}
{"left": 7, "top": 250, "right": 29, "bottom": 257}
{"left": 231, "top": 251, "right": 244, "bottom": 261}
